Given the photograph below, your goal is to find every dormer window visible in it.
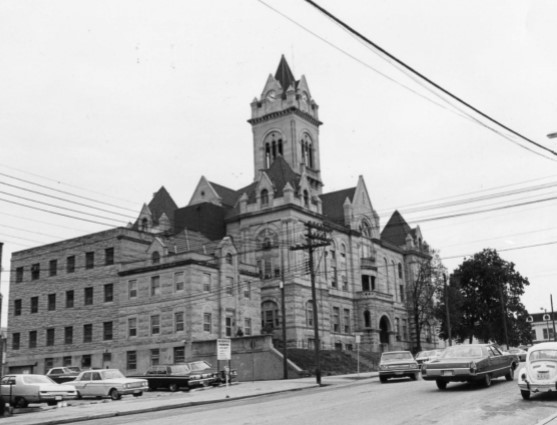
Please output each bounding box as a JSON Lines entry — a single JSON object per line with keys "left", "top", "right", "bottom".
{"left": 140, "top": 218, "right": 149, "bottom": 231}
{"left": 261, "top": 189, "right": 269, "bottom": 206}
{"left": 152, "top": 251, "right": 160, "bottom": 264}
{"left": 226, "top": 253, "right": 233, "bottom": 265}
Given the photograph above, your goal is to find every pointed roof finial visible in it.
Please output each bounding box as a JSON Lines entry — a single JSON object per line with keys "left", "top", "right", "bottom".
{"left": 274, "top": 55, "right": 296, "bottom": 92}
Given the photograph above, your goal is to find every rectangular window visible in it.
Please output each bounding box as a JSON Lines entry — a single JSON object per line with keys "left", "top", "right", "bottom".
{"left": 331, "top": 265, "right": 338, "bottom": 288}
{"left": 103, "top": 352, "right": 112, "bottom": 363}
{"left": 128, "top": 280, "right": 137, "bottom": 299}
{"left": 151, "top": 315, "right": 160, "bottom": 335}
{"left": 66, "top": 256, "right": 75, "bottom": 273}
{"left": 175, "top": 311, "right": 184, "bottom": 332}
{"left": 244, "top": 281, "right": 251, "bottom": 299}
{"left": 105, "top": 247, "right": 114, "bottom": 265}
{"left": 83, "top": 324, "right": 93, "bottom": 343}
{"left": 84, "top": 287, "right": 93, "bottom": 305}
{"left": 14, "top": 299, "right": 22, "bottom": 316}
{"left": 244, "top": 318, "right": 252, "bottom": 336}
{"left": 29, "top": 330, "right": 37, "bottom": 349}
{"left": 49, "top": 259, "right": 57, "bottom": 277}
{"left": 104, "top": 283, "right": 114, "bottom": 303}
{"left": 46, "top": 328, "right": 55, "bottom": 346}
{"left": 341, "top": 275, "right": 348, "bottom": 291}
{"left": 543, "top": 328, "right": 555, "bottom": 340}
{"left": 63, "top": 356, "right": 72, "bottom": 366}
{"left": 12, "top": 333, "right": 20, "bottom": 350}
{"left": 66, "top": 290, "right": 74, "bottom": 308}
{"left": 15, "top": 266, "right": 24, "bottom": 283}
{"left": 343, "top": 309, "right": 350, "bottom": 334}
{"left": 103, "top": 321, "right": 113, "bottom": 341}
{"left": 82, "top": 354, "right": 92, "bottom": 368}
{"left": 128, "top": 317, "right": 137, "bottom": 338}
{"left": 126, "top": 351, "right": 137, "bottom": 370}
{"left": 203, "top": 273, "right": 211, "bottom": 292}
{"left": 30, "top": 296, "right": 39, "bottom": 314}
{"left": 44, "top": 358, "right": 54, "bottom": 373}
{"left": 402, "top": 319, "right": 408, "bottom": 341}
{"left": 226, "top": 277, "right": 234, "bottom": 295}
{"left": 85, "top": 251, "right": 95, "bottom": 269}
{"left": 399, "top": 285, "right": 404, "bottom": 302}
{"left": 174, "top": 272, "right": 184, "bottom": 292}
{"left": 203, "top": 313, "right": 212, "bottom": 333}
{"left": 332, "top": 307, "right": 340, "bottom": 332}
{"left": 65, "top": 326, "right": 73, "bottom": 344}
{"left": 31, "top": 263, "right": 40, "bottom": 280}
{"left": 395, "top": 318, "right": 401, "bottom": 340}
{"left": 225, "top": 316, "right": 233, "bottom": 337}
{"left": 151, "top": 276, "right": 160, "bottom": 296}
{"left": 174, "top": 346, "right": 185, "bottom": 364}
{"left": 151, "top": 349, "right": 160, "bottom": 366}
{"left": 361, "top": 275, "right": 370, "bottom": 292}
{"left": 48, "top": 293, "right": 56, "bottom": 311}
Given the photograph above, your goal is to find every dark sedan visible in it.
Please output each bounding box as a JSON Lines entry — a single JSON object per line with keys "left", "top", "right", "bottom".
{"left": 422, "top": 344, "right": 518, "bottom": 389}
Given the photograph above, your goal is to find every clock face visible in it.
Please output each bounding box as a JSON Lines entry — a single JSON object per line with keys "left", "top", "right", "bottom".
{"left": 266, "top": 90, "right": 277, "bottom": 101}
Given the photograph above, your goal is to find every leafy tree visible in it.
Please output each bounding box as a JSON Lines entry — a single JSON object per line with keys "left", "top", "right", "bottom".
{"left": 437, "top": 248, "right": 532, "bottom": 347}
{"left": 407, "top": 250, "right": 446, "bottom": 352}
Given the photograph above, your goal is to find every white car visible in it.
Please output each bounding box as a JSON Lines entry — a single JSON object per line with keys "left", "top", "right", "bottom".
{"left": 0, "top": 374, "right": 77, "bottom": 408}
{"left": 70, "top": 369, "right": 148, "bottom": 400}
{"left": 517, "top": 342, "right": 557, "bottom": 400}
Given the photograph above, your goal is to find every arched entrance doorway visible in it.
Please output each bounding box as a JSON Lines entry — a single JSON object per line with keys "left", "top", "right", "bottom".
{"left": 379, "top": 316, "right": 390, "bottom": 345}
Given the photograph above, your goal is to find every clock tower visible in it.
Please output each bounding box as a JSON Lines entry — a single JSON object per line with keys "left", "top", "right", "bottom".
{"left": 248, "top": 56, "right": 323, "bottom": 194}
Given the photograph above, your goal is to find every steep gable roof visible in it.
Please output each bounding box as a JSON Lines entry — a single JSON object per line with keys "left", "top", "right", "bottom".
{"left": 275, "top": 55, "right": 297, "bottom": 93}
{"left": 381, "top": 210, "right": 412, "bottom": 246}
{"left": 148, "top": 186, "right": 178, "bottom": 225}
{"left": 320, "top": 187, "right": 356, "bottom": 224}
{"left": 208, "top": 181, "right": 239, "bottom": 208}
{"left": 265, "top": 155, "right": 300, "bottom": 197}
{"left": 166, "top": 229, "right": 217, "bottom": 255}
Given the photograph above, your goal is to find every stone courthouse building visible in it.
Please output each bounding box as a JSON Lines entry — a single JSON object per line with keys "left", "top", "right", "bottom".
{"left": 7, "top": 57, "right": 438, "bottom": 374}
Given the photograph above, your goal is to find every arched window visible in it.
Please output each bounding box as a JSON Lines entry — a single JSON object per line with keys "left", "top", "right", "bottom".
{"left": 152, "top": 251, "right": 160, "bottom": 264}
{"left": 301, "top": 133, "right": 314, "bottom": 168}
{"left": 364, "top": 310, "right": 371, "bottom": 328}
{"left": 264, "top": 132, "right": 283, "bottom": 168}
{"left": 398, "top": 263, "right": 403, "bottom": 279}
{"left": 303, "top": 190, "right": 309, "bottom": 207}
{"left": 225, "top": 253, "right": 233, "bottom": 265}
{"left": 340, "top": 244, "right": 347, "bottom": 290}
{"left": 257, "top": 229, "right": 280, "bottom": 279}
{"left": 384, "top": 258, "right": 389, "bottom": 293}
{"left": 260, "top": 189, "right": 269, "bottom": 206}
{"left": 261, "top": 300, "right": 280, "bottom": 331}
{"left": 140, "top": 218, "right": 148, "bottom": 231}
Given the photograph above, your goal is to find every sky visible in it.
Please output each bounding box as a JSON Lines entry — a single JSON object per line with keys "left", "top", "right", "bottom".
{"left": 1, "top": 0, "right": 557, "bottom": 325}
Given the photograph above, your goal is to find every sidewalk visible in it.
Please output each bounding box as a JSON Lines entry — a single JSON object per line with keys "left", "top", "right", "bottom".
{"left": 3, "top": 372, "right": 377, "bottom": 425}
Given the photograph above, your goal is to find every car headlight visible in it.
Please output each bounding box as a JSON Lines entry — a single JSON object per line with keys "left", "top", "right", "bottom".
{"left": 469, "top": 361, "right": 477, "bottom": 374}
{"left": 379, "top": 365, "right": 387, "bottom": 371}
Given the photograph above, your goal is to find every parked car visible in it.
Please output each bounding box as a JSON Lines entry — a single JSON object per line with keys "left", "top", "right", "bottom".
{"left": 131, "top": 361, "right": 237, "bottom": 392}
{"left": 70, "top": 369, "right": 148, "bottom": 400}
{"left": 0, "top": 374, "right": 77, "bottom": 408}
{"left": 422, "top": 343, "right": 518, "bottom": 390}
{"left": 378, "top": 351, "right": 420, "bottom": 383}
{"left": 517, "top": 341, "right": 557, "bottom": 400}
{"left": 46, "top": 367, "right": 80, "bottom": 383}
{"left": 507, "top": 347, "right": 527, "bottom": 362}
{"left": 415, "top": 350, "right": 443, "bottom": 366}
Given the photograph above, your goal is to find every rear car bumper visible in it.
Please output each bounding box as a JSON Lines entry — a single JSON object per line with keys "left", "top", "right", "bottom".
{"left": 519, "top": 382, "right": 557, "bottom": 393}
{"left": 379, "top": 368, "right": 420, "bottom": 378}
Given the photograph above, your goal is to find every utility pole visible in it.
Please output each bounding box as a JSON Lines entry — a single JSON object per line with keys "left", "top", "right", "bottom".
{"left": 280, "top": 245, "right": 288, "bottom": 379}
{"left": 291, "top": 222, "right": 331, "bottom": 385}
{"left": 551, "top": 294, "right": 556, "bottom": 342}
{"left": 499, "top": 281, "right": 509, "bottom": 350}
{"left": 444, "top": 274, "right": 452, "bottom": 346}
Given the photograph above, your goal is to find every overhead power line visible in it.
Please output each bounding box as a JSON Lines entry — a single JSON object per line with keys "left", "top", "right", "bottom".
{"left": 303, "top": 0, "right": 557, "bottom": 159}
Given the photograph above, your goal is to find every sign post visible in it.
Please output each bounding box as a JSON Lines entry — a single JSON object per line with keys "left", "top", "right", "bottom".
{"left": 355, "top": 333, "right": 362, "bottom": 375}
{"left": 217, "top": 339, "right": 231, "bottom": 387}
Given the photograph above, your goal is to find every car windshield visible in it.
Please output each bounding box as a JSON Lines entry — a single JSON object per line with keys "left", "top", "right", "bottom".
{"left": 382, "top": 352, "right": 413, "bottom": 361}
{"left": 170, "top": 365, "right": 191, "bottom": 373}
{"left": 529, "top": 349, "right": 557, "bottom": 362}
{"left": 22, "top": 375, "right": 55, "bottom": 384}
{"left": 188, "top": 361, "right": 212, "bottom": 371}
{"left": 441, "top": 346, "right": 483, "bottom": 358}
{"left": 100, "top": 370, "right": 125, "bottom": 380}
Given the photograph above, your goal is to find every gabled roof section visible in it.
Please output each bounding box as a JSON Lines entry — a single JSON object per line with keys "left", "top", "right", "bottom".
{"left": 275, "top": 55, "right": 297, "bottom": 92}
{"left": 381, "top": 210, "right": 412, "bottom": 246}
{"left": 320, "top": 187, "right": 356, "bottom": 224}
{"left": 166, "top": 229, "right": 217, "bottom": 255}
{"left": 265, "top": 155, "right": 300, "bottom": 197}
{"left": 209, "top": 182, "right": 239, "bottom": 208}
{"left": 148, "top": 186, "right": 178, "bottom": 225}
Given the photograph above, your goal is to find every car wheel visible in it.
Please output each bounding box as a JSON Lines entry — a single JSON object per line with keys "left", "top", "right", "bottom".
{"left": 76, "top": 391, "right": 82, "bottom": 400}
{"left": 410, "top": 373, "right": 418, "bottom": 381}
{"left": 436, "top": 380, "right": 447, "bottom": 390}
{"left": 109, "top": 389, "right": 121, "bottom": 401}
{"left": 505, "top": 366, "right": 514, "bottom": 381}
{"left": 379, "top": 376, "right": 387, "bottom": 383}
{"left": 168, "top": 383, "right": 179, "bottom": 392}
{"left": 521, "top": 390, "right": 531, "bottom": 400}
{"left": 47, "top": 401, "right": 58, "bottom": 406}
{"left": 14, "top": 397, "right": 28, "bottom": 409}
{"left": 483, "top": 374, "right": 492, "bottom": 387}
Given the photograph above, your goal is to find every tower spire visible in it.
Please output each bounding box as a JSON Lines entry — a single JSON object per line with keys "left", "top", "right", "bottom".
{"left": 274, "top": 55, "right": 296, "bottom": 93}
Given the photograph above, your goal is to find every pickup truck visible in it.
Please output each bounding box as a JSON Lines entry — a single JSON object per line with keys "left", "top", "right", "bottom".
{"left": 131, "top": 362, "right": 216, "bottom": 392}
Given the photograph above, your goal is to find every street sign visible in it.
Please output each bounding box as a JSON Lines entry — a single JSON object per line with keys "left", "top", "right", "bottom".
{"left": 217, "top": 338, "right": 231, "bottom": 360}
